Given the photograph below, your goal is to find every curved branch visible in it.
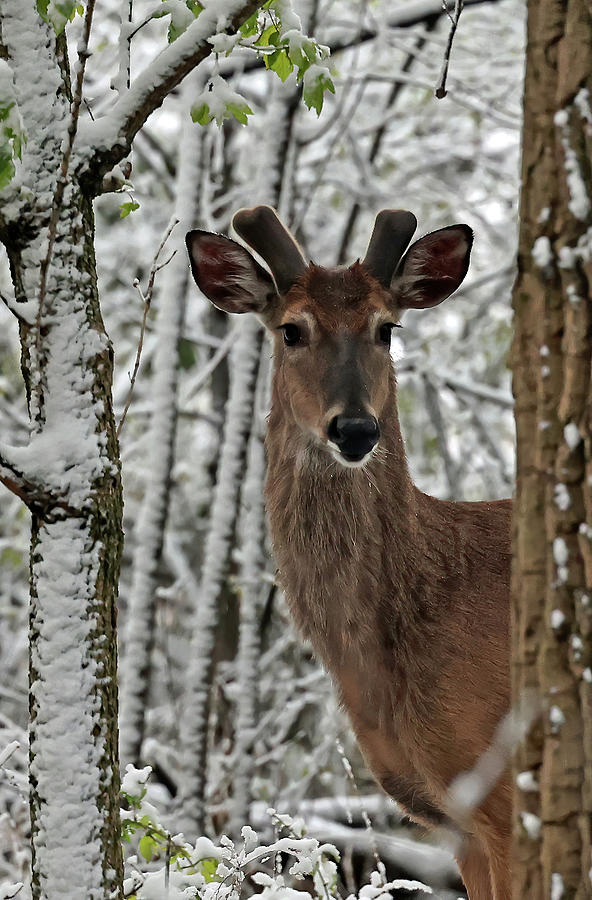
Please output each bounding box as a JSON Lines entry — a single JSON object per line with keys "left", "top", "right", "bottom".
{"left": 83, "top": 0, "right": 266, "bottom": 180}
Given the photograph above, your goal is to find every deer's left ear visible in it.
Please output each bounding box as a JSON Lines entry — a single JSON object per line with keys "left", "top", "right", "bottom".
{"left": 391, "top": 225, "right": 473, "bottom": 309}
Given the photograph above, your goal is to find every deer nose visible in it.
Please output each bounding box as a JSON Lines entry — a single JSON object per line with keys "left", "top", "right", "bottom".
{"left": 327, "top": 415, "right": 380, "bottom": 461}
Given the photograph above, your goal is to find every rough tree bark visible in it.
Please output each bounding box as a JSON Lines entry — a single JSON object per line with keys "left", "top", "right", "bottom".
{"left": 511, "top": 1, "right": 592, "bottom": 897}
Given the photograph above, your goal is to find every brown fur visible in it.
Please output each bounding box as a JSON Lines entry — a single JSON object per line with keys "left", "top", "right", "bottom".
{"left": 264, "top": 268, "right": 512, "bottom": 900}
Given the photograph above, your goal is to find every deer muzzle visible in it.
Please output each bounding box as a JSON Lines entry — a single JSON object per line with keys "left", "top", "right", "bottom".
{"left": 327, "top": 414, "right": 380, "bottom": 463}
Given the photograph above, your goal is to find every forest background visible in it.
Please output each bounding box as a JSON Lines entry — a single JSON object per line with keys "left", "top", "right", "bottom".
{"left": 0, "top": 1, "right": 522, "bottom": 898}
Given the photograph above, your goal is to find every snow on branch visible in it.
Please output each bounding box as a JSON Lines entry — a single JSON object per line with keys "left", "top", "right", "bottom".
{"left": 84, "top": 0, "right": 266, "bottom": 177}
{"left": 0, "top": 443, "right": 81, "bottom": 519}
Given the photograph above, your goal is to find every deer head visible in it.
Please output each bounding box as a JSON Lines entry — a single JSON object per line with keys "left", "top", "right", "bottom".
{"left": 186, "top": 206, "right": 472, "bottom": 467}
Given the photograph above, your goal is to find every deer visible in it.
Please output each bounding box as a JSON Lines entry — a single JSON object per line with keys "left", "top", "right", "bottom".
{"left": 186, "top": 206, "right": 512, "bottom": 900}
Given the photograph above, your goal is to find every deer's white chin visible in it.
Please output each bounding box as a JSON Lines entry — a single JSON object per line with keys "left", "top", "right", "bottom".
{"left": 327, "top": 442, "right": 375, "bottom": 469}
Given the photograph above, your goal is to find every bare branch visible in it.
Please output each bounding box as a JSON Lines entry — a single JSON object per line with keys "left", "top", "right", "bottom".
{"left": 117, "top": 217, "right": 179, "bottom": 437}
{"left": 435, "top": 0, "right": 464, "bottom": 99}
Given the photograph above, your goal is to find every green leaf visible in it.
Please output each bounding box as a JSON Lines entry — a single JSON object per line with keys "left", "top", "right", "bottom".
{"left": 198, "top": 858, "right": 219, "bottom": 883}
{"left": 265, "top": 49, "right": 293, "bottom": 82}
{"left": 120, "top": 201, "right": 140, "bottom": 218}
{"left": 139, "top": 835, "right": 156, "bottom": 862}
{"left": 191, "top": 102, "right": 213, "bottom": 125}
{"left": 178, "top": 338, "right": 196, "bottom": 370}
{"left": 240, "top": 11, "right": 259, "bottom": 36}
{"left": 37, "top": 0, "right": 81, "bottom": 34}
{"left": 0, "top": 146, "right": 15, "bottom": 192}
{"left": 256, "top": 24, "right": 280, "bottom": 48}
{"left": 168, "top": 22, "right": 184, "bottom": 42}
{"left": 303, "top": 72, "right": 335, "bottom": 116}
{"left": 226, "top": 101, "right": 253, "bottom": 126}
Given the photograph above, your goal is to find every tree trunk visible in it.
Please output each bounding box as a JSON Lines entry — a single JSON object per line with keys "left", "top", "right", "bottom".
{"left": 511, "top": 1, "right": 592, "bottom": 896}
{"left": 0, "top": 7, "right": 124, "bottom": 897}
{"left": 11, "top": 189, "right": 124, "bottom": 900}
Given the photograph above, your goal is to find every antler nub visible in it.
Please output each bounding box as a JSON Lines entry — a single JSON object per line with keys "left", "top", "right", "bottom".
{"left": 362, "top": 209, "right": 418, "bottom": 288}
{"left": 232, "top": 205, "right": 307, "bottom": 296}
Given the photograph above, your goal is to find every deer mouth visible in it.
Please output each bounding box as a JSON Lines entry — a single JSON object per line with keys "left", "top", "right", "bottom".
{"left": 327, "top": 442, "right": 377, "bottom": 468}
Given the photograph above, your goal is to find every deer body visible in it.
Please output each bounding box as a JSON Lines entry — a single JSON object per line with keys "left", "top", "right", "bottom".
{"left": 187, "top": 207, "right": 512, "bottom": 900}
{"left": 266, "top": 366, "right": 512, "bottom": 899}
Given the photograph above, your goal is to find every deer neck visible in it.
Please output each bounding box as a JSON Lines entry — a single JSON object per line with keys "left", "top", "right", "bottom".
{"left": 265, "top": 373, "right": 424, "bottom": 663}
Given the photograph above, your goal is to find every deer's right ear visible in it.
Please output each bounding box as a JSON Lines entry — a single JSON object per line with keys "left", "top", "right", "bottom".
{"left": 186, "top": 230, "right": 278, "bottom": 316}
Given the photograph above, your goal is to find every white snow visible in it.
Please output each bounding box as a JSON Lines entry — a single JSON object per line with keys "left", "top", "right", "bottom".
{"left": 549, "top": 705, "right": 565, "bottom": 732}
{"left": 29, "top": 520, "right": 105, "bottom": 898}
{"left": 564, "top": 423, "right": 581, "bottom": 450}
{"left": 516, "top": 770, "right": 539, "bottom": 792}
{"left": 551, "top": 872, "right": 564, "bottom": 900}
{"left": 555, "top": 106, "right": 591, "bottom": 220}
{"left": 554, "top": 484, "right": 570, "bottom": 510}
{"left": 121, "top": 763, "right": 152, "bottom": 798}
{"left": 531, "top": 236, "right": 552, "bottom": 268}
{"left": 0, "top": 884, "right": 23, "bottom": 900}
{"left": 550, "top": 609, "right": 566, "bottom": 630}
{"left": 553, "top": 538, "right": 569, "bottom": 566}
{"left": 521, "top": 811, "right": 541, "bottom": 839}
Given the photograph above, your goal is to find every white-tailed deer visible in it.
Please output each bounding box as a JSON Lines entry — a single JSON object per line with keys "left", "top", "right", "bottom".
{"left": 187, "top": 207, "right": 511, "bottom": 900}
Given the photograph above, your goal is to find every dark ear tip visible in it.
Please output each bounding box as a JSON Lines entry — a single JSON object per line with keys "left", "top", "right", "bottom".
{"left": 455, "top": 223, "right": 474, "bottom": 247}
{"left": 185, "top": 229, "right": 215, "bottom": 251}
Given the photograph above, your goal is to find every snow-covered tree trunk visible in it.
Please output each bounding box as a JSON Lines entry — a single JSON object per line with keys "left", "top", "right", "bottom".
{"left": 230, "top": 351, "right": 269, "bottom": 836}
{"left": 511, "top": 1, "right": 592, "bottom": 896}
{"left": 0, "top": 7, "right": 125, "bottom": 898}
{"left": 180, "top": 318, "right": 262, "bottom": 835}
{"left": 119, "top": 77, "right": 204, "bottom": 769}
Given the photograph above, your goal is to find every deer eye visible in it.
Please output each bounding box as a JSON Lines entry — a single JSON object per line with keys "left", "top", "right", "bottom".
{"left": 281, "top": 323, "right": 302, "bottom": 347}
{"left": 378, "top": 322, "right": 398, "bottom": 346}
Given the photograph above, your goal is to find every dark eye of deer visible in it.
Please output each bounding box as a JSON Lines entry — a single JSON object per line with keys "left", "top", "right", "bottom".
{"left": 282, "top": 323, "right": 301, "bottom": 347}
{"left": 379, "top": 323, "right": 396, "bottom": 346}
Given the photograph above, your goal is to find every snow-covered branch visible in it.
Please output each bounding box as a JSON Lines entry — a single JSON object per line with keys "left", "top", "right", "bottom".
{"left": 0, "top": 443, "right": 81, "bottom": 519}
{"left": 84, "top": 0, "right": 267, "bottom": 178}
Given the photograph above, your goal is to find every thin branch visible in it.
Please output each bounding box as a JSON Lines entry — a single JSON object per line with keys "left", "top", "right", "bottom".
{"left": 337, "top": 21, "right": 436, "bottom": 263}
{"left": 85, "top": 0, "right": 267, "bottom": 179}
{"left": 117, "top": 217, "right": 179, "bottom": 437}
{"left": 423, "top": 374, "right": 462, "bottom": 499}
{"left": 435, "top": 0, "right": 464, "bottom": 99}
{"left": 36, "top": 0, "right": 97, "bottom": 343}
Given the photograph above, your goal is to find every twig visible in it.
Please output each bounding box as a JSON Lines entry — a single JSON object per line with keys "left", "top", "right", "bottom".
{"left": 184, "top": 328, "right": 236, "bottom": 402}
{"left": 116, "top": 217, "right": 179, "bottom": 437}
{"left": 435, "top": 0, "right": 464, "bottom": 99}
{"left": 36, "top": 0, "right": 97, "bottom": 348}
{"left": 335, "top": 738, "right": 385, "bottom": 883}
{"left": 422, "top": 373, "right": 462, "bottom": 499}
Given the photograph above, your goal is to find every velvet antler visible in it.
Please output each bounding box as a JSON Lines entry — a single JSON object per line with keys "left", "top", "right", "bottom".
{"left": 232, "top": 206, "right": 307, "bottom": 296}
{"left": 361, "top": 209, "right": 418, "bottom": 288}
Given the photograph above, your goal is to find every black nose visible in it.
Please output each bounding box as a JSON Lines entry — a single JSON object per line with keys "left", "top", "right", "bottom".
{"left": 327, "top": 415, "right": 380, "bottom": 461}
